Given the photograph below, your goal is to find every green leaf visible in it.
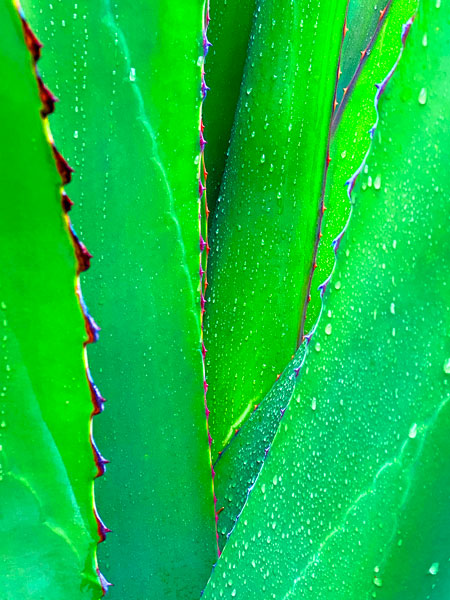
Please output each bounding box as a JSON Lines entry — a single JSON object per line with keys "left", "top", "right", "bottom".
{"left": 205, "top": 2, "right": 450, "bottom": 597}
{"left": 213, "top": 342, "right": 307, "bottom": 549}
{"left": 212, "top": 0, "right": 417, "bottom": 550}
{"left": 304, "top": 0, "right": 417, "bottom": 336}
{"left": 21, "top": 1, "right": 218, "bottom": 597}
{"left": 0, "top": 5, "right": 102, "bottom": 598}
{"left": 204, "top": 0, "right": 349, "bottom": 456}
{"left": 204, "top": 0, "right": 257, "bottom": 218}
{"left": 337, "top": 0, "right": 390, "bottom": 103}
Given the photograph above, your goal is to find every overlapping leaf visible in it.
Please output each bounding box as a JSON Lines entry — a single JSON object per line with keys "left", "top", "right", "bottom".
{"left": 7, "top": 1, "right": 449, "bottom": 599}
{"left": 0, "top": 4, "right": 102, "bottom": 598}
{"left": 211, "top": 0, "right": 417, "bottom": 549}
{"left": 204, "top": 2, "right": 450, "bottom": 597}
{"left": 204, "top": 0, "right": 257, "bottom": 218}
{"left": 21, "top": 1, "right": 217, "bottom": 597}
{"left": 204, "top": 0, "right": 348, "bottom": 456}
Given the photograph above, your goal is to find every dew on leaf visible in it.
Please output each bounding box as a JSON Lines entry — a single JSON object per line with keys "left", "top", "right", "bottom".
{"left": 408, "top": 423, "right": 418, "bottom": 439}
{"left": 418, "top": 87, "right": 427, "bottom": 105}
{"left": 373, "top": 576, "right": 383, "bottom": 588}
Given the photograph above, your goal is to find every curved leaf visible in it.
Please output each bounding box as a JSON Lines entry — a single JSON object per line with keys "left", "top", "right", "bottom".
{"left": 21, "top": 1, "right": 218, "bottom": 597}
{"left": 204, "top": 0, "right": 257, "bottom": 218}
{"left": 204, "top": 0, "right": 348, "bottom": 456}
{"left": 337, "top": 0, "right": 390, "bottom": 102}
{"left": 0, "top": 4, "right": 102, "bottom": 598}
{"left": 212, "top": 0, "right": 417, "bottom": 550}
{"left": 204, "top": 2, "right": 450, "bottom": 597}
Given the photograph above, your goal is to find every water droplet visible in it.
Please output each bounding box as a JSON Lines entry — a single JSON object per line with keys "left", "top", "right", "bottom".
{"left": 341, "top": 150, "right": 347, "bottom": 159}
{"left": 129, "top": 67, "right": 136, "bottom": 82}
{"left": 418, "top": 87, "right": 427, "bottom": 105}
{"left": 334, "top": 281, "right": 341, "bottom": 290}
{"left": 325, "top": 323, "right": 332, "bottom": 335}
{"left": 315, "top": 342, "right": 321, "bottom": 352}
{"left": 409, "top": 423, "right": 417, "bottom": 439}
{"left": 260, "top": 154, "right": 266, "bottom": 164}
{"left": 436, "top": 0, "right": 441, "bottom": 7}
{"left": 390, "top": 302, "right": 395, "bottom": 315}
{"left": 374, "top": 175, "right": 381, "bottom": 190}
{"left": 428, "top": 562, "right": 439, "bottom": 575}
{"left": 373, "top": 576, "right": 383, "bottom": 588}
{"left": 443, "top": 358, "right": 450, "bottom": 374}
{"left": 311, "top": 397, "right": 317, "bottom": 411}
{"left": 246, "top": 87, "right": 253, "bottom": 95}
{"left": 422, "top": 33, "right": 428, "bottom": 47}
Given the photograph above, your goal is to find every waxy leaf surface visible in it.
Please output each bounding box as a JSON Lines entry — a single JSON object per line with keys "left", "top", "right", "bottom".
{"left": 0, "top": 4, "right": 102, "bottom": 598}
{"left": 22, "top": 1, "right": 218, "bottom": 597}
{"left": 206, "top": 2, "right": 450, "bottom": 598}
{"left": 212, "top": 0, "right": 417, "bottom": 548}
{"left": 204, "top": 0, "right": 348, "bottom": 456}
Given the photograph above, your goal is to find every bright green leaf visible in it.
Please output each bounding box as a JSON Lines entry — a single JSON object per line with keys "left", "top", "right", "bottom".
{"left": 212, "top": 0, "right": 417, "bottom": 549}
{"left": 0, "top": 4, "right": 102, "bottom": 598}
{"left": 204, "top": 0, "right": 348, "bottom": 456}
{"left": 21, "top": 1, "right": 218, "bottom": 597}
{"left": 205, "top": 2, "right": 450, "bottom": 597}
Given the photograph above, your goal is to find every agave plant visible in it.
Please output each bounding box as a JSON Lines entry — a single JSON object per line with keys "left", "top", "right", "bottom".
{"left": 1, "top": 0, "right": 449, "bottom": 598}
